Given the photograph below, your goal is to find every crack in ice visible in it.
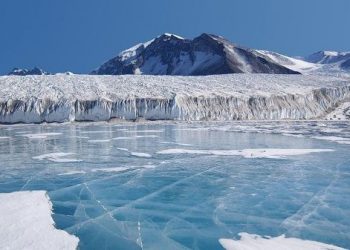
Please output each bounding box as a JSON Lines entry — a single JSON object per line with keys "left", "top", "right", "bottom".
{"left": 281, "top": 160, "right": 345, "bottom": 233}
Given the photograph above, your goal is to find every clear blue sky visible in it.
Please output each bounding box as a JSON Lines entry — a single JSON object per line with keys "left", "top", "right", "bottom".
{"left": 0, "top": 0, "right": 349, "bottom": 74}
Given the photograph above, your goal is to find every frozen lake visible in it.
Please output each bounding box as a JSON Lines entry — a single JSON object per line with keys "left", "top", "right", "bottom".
{"left": 0, "top": 122, "right": 349, "bottom": 249}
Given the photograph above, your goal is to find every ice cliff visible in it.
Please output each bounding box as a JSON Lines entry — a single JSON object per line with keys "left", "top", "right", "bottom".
{"left": 0, "top": 74, "right": 349, "bottom": 123}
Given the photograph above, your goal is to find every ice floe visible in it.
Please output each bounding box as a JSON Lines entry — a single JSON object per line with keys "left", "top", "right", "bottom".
{"left": 58, "top": 170, "right": 86, "bottom": 176}
{"left": 91, "top": 167, "right": 130, "bottom": 173}
{"left": 88, "top": 139, "right": 112, "bottom": 143}
{"left": 33, "top": 153, "right": 82, "bottom": 162}
{"left": 112, "top": 136, "right": 134, "bottom": 140}
{"left": 157, "top": 148, "right": 334, "bottom": 159}
{"left": 130, "top": 152, "right": 152, "bottom": 158}
{"left": 123, "top": 130, "right": 164, "bottom": 133}
{"left": 116, "top": 147, "right": 152, "bottom": 158}
{"left": 0, "top": 191, "right": 79, "bottom": 250}
{"left": 69, "top": 135, "right": 90, "bottom": 139}
{"left": 113, "top": 135, "right": 159, "bottom": 140}
{"left": 116, "top": 147, "right": 129, "bottom": 151}
{"left": 135, "top": 135, "right": 159, "bottom": 138}
{"left": 20, "top": 132, "right": 62, "bottom": 139}
{"left": 160, "top": 141, "right": 193, "bottom": 146}
{"left": 312, "top": 136, "right": 350, "bottom": 145}
{"left": 219, "top": 233, "right": 345, "bottom": 250}
{"left": 201, "top": 121, "right": 350, "bottom": 146}
{"left": 92, "top": 164, "right": 156, "bottom": 173}
{"left": 80, "top": 131, "right": 113, "bottom": 134}
{"left": 282, "top": 133, "right": 305, "bottom": 138}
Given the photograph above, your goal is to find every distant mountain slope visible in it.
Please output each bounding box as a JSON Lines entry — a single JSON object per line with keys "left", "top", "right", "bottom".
{"left": 8, "top": 67, "right": 49, "bottom": 76}
{"left": 92, "top": 33, "right": 300, "bottom": 75}
{"left": 262, "top": 50, "right": 350, "bottom": 74}
{"left": 305, "top": 51, "right": 350, "bottom": 64}
{"left": 256, "top": 50, "right": 320, "bottom": 74}
{"left": 341, "top": 59, "right": 350, "bottom": 70}
{"left": 304, "top": 51, "right": 350, "bottom": 71}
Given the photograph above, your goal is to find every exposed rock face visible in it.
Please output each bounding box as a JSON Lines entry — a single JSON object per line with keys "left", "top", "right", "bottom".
{"left": 341, "top": 59, "right": 350, "bottom": 70}
{"left": 92, "top": 33, "right": 300, "bottom": 75}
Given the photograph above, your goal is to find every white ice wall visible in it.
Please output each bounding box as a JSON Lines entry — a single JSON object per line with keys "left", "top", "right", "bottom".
{"left": 0, "top": 74, "right": 349, "bottom": 123}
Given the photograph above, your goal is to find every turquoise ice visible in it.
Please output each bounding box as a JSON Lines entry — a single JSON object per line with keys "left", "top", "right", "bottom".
{"left": 0, "top": 122, "right": 349, "bottom": 249}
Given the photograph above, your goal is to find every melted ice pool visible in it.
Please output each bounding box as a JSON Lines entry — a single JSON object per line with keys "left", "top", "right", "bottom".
{"left": 0, "top": 122, "right": 349, "bottom": 249}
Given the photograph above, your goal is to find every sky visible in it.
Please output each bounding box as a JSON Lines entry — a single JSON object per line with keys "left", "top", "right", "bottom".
{"left": 0, "top": 0, "right": 349, "bottom": 74}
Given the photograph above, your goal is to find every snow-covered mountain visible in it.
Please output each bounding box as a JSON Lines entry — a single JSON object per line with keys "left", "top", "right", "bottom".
{"left": 305, "top": 51, "right": 350, "bottom": 64}
{"left": 7, "top": 67, "right": 49, "bottom": 76}
{"left": 92, "top": 33, "right": 300, "bottom": 75}
{"left": 304, "top": 51, "right": 350, "bottom": 71}
{"left": 5, "top": 37, "right": 350, "bottom": 77}
{"left": 260, "top": 50, "right": 350, "bottom": 74}
{"left": 255, "top": 50, "right": 321, "bottom": 74}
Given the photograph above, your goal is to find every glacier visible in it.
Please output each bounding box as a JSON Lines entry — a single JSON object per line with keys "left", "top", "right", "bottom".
{"left": 0, "top": 74, "right": 350, "bottom": 123}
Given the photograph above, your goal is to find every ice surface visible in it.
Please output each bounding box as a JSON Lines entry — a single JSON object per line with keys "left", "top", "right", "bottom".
{"left": 157, "top": 148, "right": 333, "bottom": 159}
{"left": 0, "top": 122, "right": 349, "bottom": 249}
{"left": 312, "top": 136, "right": 350, "bottom": 144}
{"left": 59, "top": 171, "right": 86, "bottom": 176}
{"left": 88, "top": 139, "right": 112, "bottom": 143}
{"left": 20, "top": 132, "right": 62, "bottom": 139}
{"left": 0, "top": 191, "right": 79, "bottom": 250}
{"left": 91, "top": 165, "right": 156, "bottom": 173}
{"left": 113, "top": 135, "right": 159, "bottom": 140}
{"left": 33, "top": 153, "right": 82, "bottom": 163}
{"left": 0, "top": 74, "right": 350, "bottom": 123}
{"left": 219, "top": 233, "right": 345, "bottom": 250}
{"left": 130, "top": 152, "right": 152, "bottom": 158}
{"left": 91, "top": 167, "right": 130, "bottom": 173}
{"left": 123, "top": 130, "right": 164, "bottom": 133}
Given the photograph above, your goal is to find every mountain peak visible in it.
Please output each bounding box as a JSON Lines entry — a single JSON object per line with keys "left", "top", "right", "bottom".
{"left": 92, "top": 33, "right": 300, "bottom": 75}
{"left": 305, "top": 50, "right": 350, "bottom": 65}
{"left": 195, "top": 33, "right": 225, "bottom": 42}
{"left": 158, "top": 33, "right": 184, "bottom": 40}
{"left": 152, "top": 33, "right": 186, "bottom": 44}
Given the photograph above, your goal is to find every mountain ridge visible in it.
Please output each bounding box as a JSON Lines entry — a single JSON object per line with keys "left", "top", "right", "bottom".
{"left": 5, "top": 34, "right": 350, "bottom": 76}
{"left": 304, "top": 51, "right": 350, "bottom": 71}
{"left": 92, "top": 33, "right": 300, "bottom": 75}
